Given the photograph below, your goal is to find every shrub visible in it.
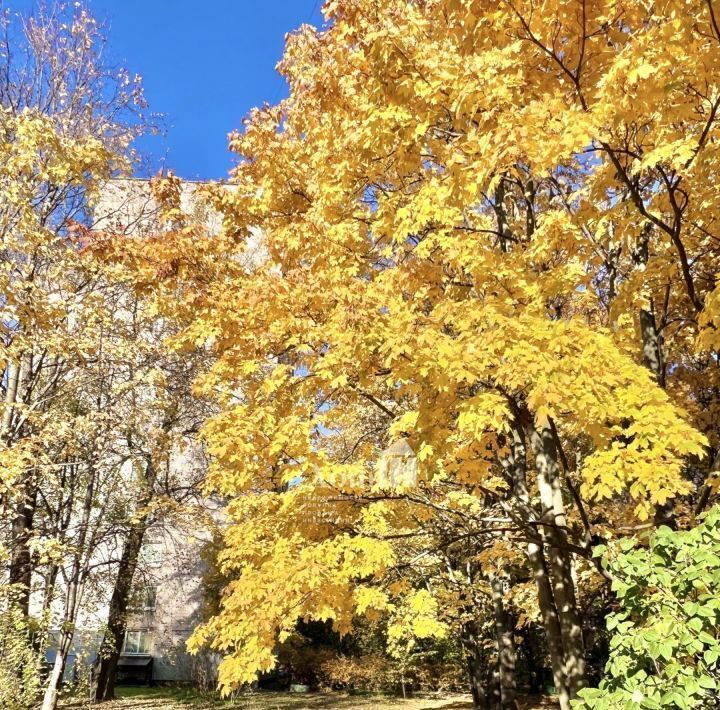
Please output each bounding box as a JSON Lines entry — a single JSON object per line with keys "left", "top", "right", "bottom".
{"left": 319, "top": 653, "right": 393, "bottom": 691}
{"left": 576, "top": 507, "right": 720, "bottom": 709}
{"left": 0, "top": 588, "right": 45, "bottom": 710}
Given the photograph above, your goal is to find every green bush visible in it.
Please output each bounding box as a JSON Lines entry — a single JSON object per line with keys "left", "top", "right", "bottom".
{"left": 0, "top": 588, "right": 45, "bottom": 710}
{"left": 576, "top": 507, "right": 720, "bottom": 709}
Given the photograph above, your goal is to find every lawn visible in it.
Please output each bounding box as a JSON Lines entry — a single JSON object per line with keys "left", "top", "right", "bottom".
{"left": 60, "top": 686, "right": 559, "bottom": 710}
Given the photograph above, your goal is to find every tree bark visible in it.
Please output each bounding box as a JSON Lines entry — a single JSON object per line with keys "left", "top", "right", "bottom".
{"left": 490, "top": 574, "right": 518, "bottom": 709}
{"left": 505, "top": 422, "right": 572, "bottom": 707}
{"left": 639, "top": 304, "right": 677, "bottom": 528}
{"left": 639, "top": 308, "right": 665, "bottom": 389}
{"left": 8, "top": 481, "right": 38, "bottom": 616}
{"left": 461, "top": 621, "right": 491, "bottom": 710}
{"left": 526, "top": 419, "right": 586, "bottom": 700}
{"left": 42, "top": 468, "right": 96, "bottom": 710}
{"left": 631, "top": 223, "right": 677, "bottom": 526}
{"left": 1, "top": 359, "right": 21, "bottom": 440}
{"left": 93, "top": 518, "right": 149, "bottom": 702}
{"left": 94, "top": 459, "right": 156, "bottom": 702}
{"left": 4, "top": 358, "right": 36, "bottom": 616}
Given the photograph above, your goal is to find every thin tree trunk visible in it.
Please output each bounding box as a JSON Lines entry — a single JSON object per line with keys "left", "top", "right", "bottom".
{"left": 631, "top": 223, "right": 677, "bottom": 526}
{"left": 94, "top": 458, "right": 157, "bottom": 702}
{"left": 4, "top": 358, "right": 35, "bottom": 615}
{"left": 490, "top": 574, "right": 518, "bottom": 709}
{"left": 42, "top": 564, "right": 59, "bottom": 613}
{"left": 42, "top": 467, "right": 97, "bottom": 710}
{"left": 1, "top": 359, "right": 21, "bottom": 440}
{"left": 640, "top": 304, "right": 677, "bottom": 528}
{"left": 42, "top": 461, "right": 79, "bottom": 615}
{"left": 632, "top": 225, "right": 665, "bottom": 388}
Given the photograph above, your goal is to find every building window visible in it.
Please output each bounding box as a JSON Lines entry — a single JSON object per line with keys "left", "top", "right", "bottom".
{"left": 141, "top": 585, "right": 157, "bottom": 611}
{"left": 122, "top": 630, "right": 152, "bottom": 655}
{"left": 140, "top": 541, "right": 163, "bottom": 568}
{"left": 129, "top": 585, "right": 157, "bottom": 612}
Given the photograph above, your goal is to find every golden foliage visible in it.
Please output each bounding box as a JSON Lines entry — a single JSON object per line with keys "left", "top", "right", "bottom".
{"left": 164, "top": 0, "right": 720, "bottom": 692}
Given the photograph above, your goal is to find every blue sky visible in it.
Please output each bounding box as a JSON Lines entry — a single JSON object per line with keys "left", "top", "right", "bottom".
{"left": 11, "top": 1, "right": 325, "bottom": 179}
{"left": 103, "top": 0, "right": 325, "bottom": 179}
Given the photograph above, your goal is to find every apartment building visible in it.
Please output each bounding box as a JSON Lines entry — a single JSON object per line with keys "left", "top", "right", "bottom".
{"left": 42, "top": 177, "right": 222, "bottom": 686}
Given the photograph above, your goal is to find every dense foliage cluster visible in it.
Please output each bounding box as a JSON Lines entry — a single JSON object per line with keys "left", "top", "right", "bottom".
{"left": 166, "top": 1, "right": 720, "bottom": 708}
{"left": 0, "top": 5, "right": 209, "bottom": 709}
{"left": 3, "top": 1, "right": 720, "bottom": 709}
{"left": 581, "top": 511, "right": 720, "bottom": 708}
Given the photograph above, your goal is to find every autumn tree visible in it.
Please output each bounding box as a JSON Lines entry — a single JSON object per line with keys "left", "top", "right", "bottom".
{"left": 0, "top": 0, "right": 148, "bottom": 620}
{"left": 83, "top": 175, "right": 216, "bottom": 705}
{"left": 162, "top": 1, "right": 720, "bottom": 708}
{"left": 0, "top": 4, "right": 173, "bottom": 708}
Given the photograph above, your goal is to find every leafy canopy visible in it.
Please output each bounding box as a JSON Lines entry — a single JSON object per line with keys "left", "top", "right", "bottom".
{"left": 156, "top": 0, "right": 720, "bottom": 692}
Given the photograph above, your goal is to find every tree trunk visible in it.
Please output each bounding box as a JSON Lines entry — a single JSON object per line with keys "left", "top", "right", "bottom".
{"left": 5, "top": 357, "right": 36, "bottom": 616}
{"left": 526, "top": 420, "right": 586, "bottom": 701}
{"left": 631, "top": 223, "right": 677, "bottom": 526}
{"left": 95, "top": 457, "right": 158, "bottom": 703}
{"left": 42, "top": 469, "right": 96, "bottom": 710}
{"left": 527, "top": 541, "right": 571, "bottom": 708}
{"left": 640, "top": 305, "right": 678, "bottom": 527}
{"left": 519, "top": 627, "right": 543, "bottom": 694}
{"left": 461, "top": 621, "right": 491, "bottom": 710}
{"left": 9, "top": 481, "right": 38, "bottom": 616}
{"left": 43, "top": 629, "right": 73, "bottom": 710}
{"left": 1, "top": 359, "right": 21, "bottom": 439}
{"left": 93, "top": 516, "right": 148, "bottom": 702}
{"left": 633, "top": 222, "right": 664, "bottom": 387}
{"left": 42, "top": 564, "right": 59, "bottom": 613}
{"left": 6, "top": 353, "right": 60, "bottom": 616}
{"left": 506, "top": 420, "right": 573, "bottom": 709}
{"left": 639, "top": 308, "right": 665, "bottom": 388}
{"left": 490, "top": 574, "right": 518, "bottom": 709}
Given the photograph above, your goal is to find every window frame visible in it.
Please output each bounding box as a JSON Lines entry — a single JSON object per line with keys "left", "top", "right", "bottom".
{"left": 142, "top": 585, "right": 157, "bottom": 611}
{"left": 122, "top": 629, "right": 153, "bottom": 655}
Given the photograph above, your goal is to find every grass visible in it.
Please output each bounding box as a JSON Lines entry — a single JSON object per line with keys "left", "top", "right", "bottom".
{"left": 60, "top": 686, "right": 559, "bottom": 710}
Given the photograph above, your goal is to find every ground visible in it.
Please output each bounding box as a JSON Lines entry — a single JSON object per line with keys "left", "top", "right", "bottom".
{"left": 60, "top": 686, "right": 559, "bottom": 710}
